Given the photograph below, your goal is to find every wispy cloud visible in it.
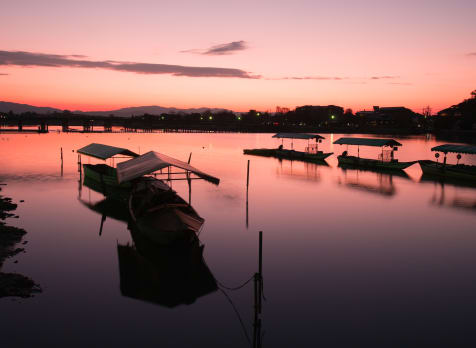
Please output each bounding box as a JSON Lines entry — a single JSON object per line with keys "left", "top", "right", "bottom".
{"left": 467, "top": 52, "right": 476, "bottom": 56}
{"left": 0, "top": 50, "right": 258, "bottom": 78}
{"left": 370, "top": 76, "right": 399, "bottom": 80}
{"left": 269, "top": 75, "right": 400, "bottom": 81}
{"left": 281, "top": 76, "right": 347, "bottom": 80}
{"left": 388, "top": 82, "right": 412, "bottom": 86}
{"left": 182, "top": 41, "right": 248, "bottom": 55}
{"left": 0, "top": 73, "right": 8, "bottom": 75}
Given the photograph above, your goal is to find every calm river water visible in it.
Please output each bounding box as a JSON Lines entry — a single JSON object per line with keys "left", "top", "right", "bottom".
{"left": 1, "top": 131, "right": 475, "bottom": 347}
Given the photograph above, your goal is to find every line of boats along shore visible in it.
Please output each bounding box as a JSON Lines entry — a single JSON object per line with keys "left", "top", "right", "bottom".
{"left": 73, "top": 136, "right": 474, "bottom": 307}
{"left": 76, "top": 135, "right": 475, "bottom": 247}
{"left": 244, "top": 133, "right": 476, "bottom": 183}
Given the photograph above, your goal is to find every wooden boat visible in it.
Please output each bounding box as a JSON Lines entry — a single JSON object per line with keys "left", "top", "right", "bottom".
{"left": 244, "top": 133, "right": 333, "bottom": 163}
{"left": 333, "top": 137, "right": 417, "bottom": 171}
{"left": 128, "top": 180, "right": 205, "bottom": 245}
{"left": 419, "top": 144, "right": 476, "bottom": 182}
{"left": 79, "top": 144, "right": 220, "bottom": 195}
{"left": 77, "top": 143, "right": 139, "bottom": 189}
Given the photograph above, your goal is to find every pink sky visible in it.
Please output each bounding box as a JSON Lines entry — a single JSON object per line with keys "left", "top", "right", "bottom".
{"left": 1, "top": 0, "right": 475, "bottom": 113}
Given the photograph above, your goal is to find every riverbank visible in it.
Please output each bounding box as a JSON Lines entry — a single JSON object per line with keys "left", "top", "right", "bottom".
{"left": 0, "top": 187, "right": 41, "bottom": 298}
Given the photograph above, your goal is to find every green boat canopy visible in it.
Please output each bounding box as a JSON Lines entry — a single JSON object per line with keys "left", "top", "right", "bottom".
{"left": 431, "top": 144, "right": 476, "bottom": 155}
{"left": 77, "top": 143, "right": 139, "bottom": 160}
{"left": 116, "top": 151, "right": 220, "bottom": 185}
{"left": 333, "top": 137, "right": 402, "bottom": 147}
{"left": 272, "top": 133, "right": 325, "bottom": 140}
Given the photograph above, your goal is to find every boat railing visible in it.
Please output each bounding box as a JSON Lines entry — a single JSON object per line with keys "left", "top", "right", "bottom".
{"left": 305, "top": 144, "right": 319, "bottom": 154}
{"left": 378, "top": 150, "right": 393, "bottom": 162}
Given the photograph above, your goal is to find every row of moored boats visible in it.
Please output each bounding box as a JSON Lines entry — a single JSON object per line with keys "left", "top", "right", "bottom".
{"left": 243, "top": 133, "right": 476, "bottom": 182}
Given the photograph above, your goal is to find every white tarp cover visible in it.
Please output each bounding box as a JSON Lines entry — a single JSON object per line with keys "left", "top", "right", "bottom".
{"left": 116, "top": 151, "right": 220, "bottom": 185}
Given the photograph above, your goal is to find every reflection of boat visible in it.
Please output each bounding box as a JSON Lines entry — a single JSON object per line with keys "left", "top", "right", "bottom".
{"left": 425, "top": 178, "right": 476, "bottom": 213}
{"left": 244, "top": 133, "right": 333, "bottom": 163}
{"left": 337, "top": 168, "right": 403, "bottom": 197}
{"left": 118, "top": 230, "right": 217, "bottom": 308}
{"left": 333, "top": 137, "right": 417, "bottom": 171}
{"left": 276, "top": 161, "right": 327, "bottom": 182}
{"left": 77, "top": 143, "right": 139, "bottom": 188}
{"left": 419, "top": 144, "right": 476, "bottom": 182}
{"left": 79, "top": 194, "right": 217, "bottom": 307}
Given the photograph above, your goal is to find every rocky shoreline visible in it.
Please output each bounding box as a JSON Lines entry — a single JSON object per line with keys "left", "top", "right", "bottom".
{"left": 0, "top": 187, "right": 41, "bottom": 298}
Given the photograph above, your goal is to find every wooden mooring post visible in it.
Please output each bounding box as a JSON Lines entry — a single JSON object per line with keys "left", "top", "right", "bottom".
{"left": 253, "top": 231, "right": 263, "bottom": 348}
{"left": 246, "top": 160, "right": 250, "bottom": 229}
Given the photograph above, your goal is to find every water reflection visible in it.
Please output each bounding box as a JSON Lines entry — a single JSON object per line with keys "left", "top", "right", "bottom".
{"left": 425, "top": 179, "right": 476, "bottom": 213}
{"left": 80, "top": 181, "right": 218, "bottom": 307}
{"left": 337, "top": 167, "right": 411, "bottom": 197}
{"left": 119, "top": 225, "right": 217, "bottom": 308}
{"left": 275, "top": 159, "right": 327, "bottom": 182}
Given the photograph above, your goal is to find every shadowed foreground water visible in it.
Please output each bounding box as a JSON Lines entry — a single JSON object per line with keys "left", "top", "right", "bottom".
{"left": 0, "top": 131, "right": 475, "bottom": 347}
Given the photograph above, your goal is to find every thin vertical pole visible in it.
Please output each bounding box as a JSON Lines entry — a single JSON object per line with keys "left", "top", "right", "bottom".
{"left": 246, "top": 160, "right": 250, "bottom": 229}
{"left": 246, "top": 160, "right": 250, "bottom": 193}
{"left": 188, "top": 175, "right": 192, "bottom": 205}
{"left": 258, "top": 231, "right": 263, "bottom": 314}
{"left": 188, "top": 152, "right": 192, "bottom": 164}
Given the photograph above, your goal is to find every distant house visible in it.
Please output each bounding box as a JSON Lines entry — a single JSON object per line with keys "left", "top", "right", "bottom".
{"left": 356, "top": 106, "right": 421, "bottom": 127}
{"left": 294, "top": 105, "right": 344, "bottom": 125}
{"left": 437, "top": 106, "right": 462, "bottom": 117}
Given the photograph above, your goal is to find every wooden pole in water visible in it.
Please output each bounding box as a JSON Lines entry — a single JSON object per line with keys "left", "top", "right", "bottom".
{"left": 247, "top": 160, "right": 250, "bottom": 193}
{"left": 253, "top": 231, "right": 264, "bottom": 348}
{"left": 258, "top": 230, "right": 263, "bottom": 314}
{"left": 246, "top": 160, "right": 250, "bottom": 228}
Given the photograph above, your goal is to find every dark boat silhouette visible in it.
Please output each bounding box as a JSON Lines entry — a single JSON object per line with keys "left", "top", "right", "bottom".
{"left": 118, "top": 227, "right": 217, "bottom": 308}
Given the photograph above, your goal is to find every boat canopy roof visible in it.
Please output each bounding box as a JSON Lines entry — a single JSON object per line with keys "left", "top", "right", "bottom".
{"left": 116, "top": 151, "right": 220, "bottom": 185}
{"left": 333, "top": 137, "right": 402, "bottom": 147}
{"left": 272, "top": 133, "right": 325, "bottom": 140}
{"left": 77, "top": 143, "right": 139, "bottom": 160}
{"left": 431, "top": 144, "right": 476, "bottom": 155}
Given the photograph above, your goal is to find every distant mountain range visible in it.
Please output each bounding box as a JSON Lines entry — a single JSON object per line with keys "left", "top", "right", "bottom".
{"left": 0, "top": 101, "right": 231, "bottom": 117}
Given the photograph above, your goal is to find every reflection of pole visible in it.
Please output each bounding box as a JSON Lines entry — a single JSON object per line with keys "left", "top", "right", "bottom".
{"left": 99, "top": 214, "right": 106, "bottom": 236}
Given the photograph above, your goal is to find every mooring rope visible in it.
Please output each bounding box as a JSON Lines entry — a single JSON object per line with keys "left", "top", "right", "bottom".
{"left": 218, "top": 288, "right": 252, "bottom": 347}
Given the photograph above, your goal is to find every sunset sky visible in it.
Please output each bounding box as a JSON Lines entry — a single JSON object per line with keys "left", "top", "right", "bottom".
{"left": 1, "top": 0, "right": 475, "bottom": 113}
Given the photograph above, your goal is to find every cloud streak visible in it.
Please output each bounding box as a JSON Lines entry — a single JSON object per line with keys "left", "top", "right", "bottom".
{"left": 0, "top": 73, "right": 8, "bottom": 75}
{"left": 182, "top": 41, "right": 248, "bottom": 55}
{"left": 370, "top": 75, "right": 399, "bottom": 80}
{"left": 467, "top": 52, "right": 476, "bottom": 56}
{"left": 0, "top": 50, "right": 258, "bottom": 78}
{"left": 269, "top": 75, "right": 401, "bottom": 81}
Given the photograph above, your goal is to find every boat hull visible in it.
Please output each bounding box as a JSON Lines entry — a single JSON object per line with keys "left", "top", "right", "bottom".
{"left": 129, "top": 186, "right": 204, "bottom": 246}
{"left": 83, "top": 164, "right": 132, "bottom": 189}
{"left": 337, "top": 155, "right": 416, "bottom": 170}
{"left": 419, "top": 160, "right": 476, "bottom": 181}
{"left": 243, "top": 148, "right": 332, "bottom": 162}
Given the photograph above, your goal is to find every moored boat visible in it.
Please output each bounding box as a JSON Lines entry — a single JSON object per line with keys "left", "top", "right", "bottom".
{"left": 77, "top": 143, "right": 139, "bottom": 189}
{"left": 333, "top": 137, "right": 417, "bottom": 171}
{"left": 419, "top": 144, "right": 476, "bottom": 181}
{"left": 244, "top": 133, "right": 333, "bottom": 163}
{"left": 128, "top": 180, "right": 205, "bottom": 245}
